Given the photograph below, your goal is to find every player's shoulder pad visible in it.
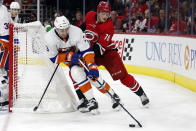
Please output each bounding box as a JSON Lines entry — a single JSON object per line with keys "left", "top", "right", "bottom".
{"left": 69, "top": 25, "right": 83, "bottom": 42}
{"left": 1, "top": 5, "right": 8, "bottom": 13}
{"left": 44, "top": 28, "right": 56, "bottom": 43}
{"left": 100, "top": 19, "right": 114, "bottom": 34}
{"left": 85, "top": 11, "right": 96, "bottom": 22}
{"left": 2, "top": 5, "right": 8, "bottom": 10}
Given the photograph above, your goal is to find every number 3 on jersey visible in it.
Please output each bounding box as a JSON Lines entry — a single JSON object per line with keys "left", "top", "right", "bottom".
{"left": 4, "top": 23, "right": 10, "bottom": 30}
{"left": 104, "top": 34, "right": 110, "bottom": 41}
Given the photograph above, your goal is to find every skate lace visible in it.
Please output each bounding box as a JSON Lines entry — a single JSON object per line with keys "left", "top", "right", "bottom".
{"left": 87, "top": 98, "right": 97, "bottom": 107}
{"left": 112, "top": 94, "right": 120, "bottom": 103}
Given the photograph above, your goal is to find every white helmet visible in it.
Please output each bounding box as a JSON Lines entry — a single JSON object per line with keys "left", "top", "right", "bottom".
{"left": 10, "top": 2, "right": 20, "bottom": 9}
{"left": 54, "top": 16, "right": 70, "bottom": 29}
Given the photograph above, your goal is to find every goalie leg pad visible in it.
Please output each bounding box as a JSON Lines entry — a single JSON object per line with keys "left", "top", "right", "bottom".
{"left": 0, "top": 76, "right": 9, "bottom": 104}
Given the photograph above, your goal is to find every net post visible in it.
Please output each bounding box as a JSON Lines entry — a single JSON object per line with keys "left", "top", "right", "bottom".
{"left": 9, "top": 24, "right": 14, "bottom": 112}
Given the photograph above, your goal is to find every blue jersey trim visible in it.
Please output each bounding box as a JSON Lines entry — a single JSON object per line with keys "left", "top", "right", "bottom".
{"left": 50, "top": 55, "right": 57, "bottom": 63}
{"left": 0, "top": 35, "right": 9, "bottom": 41}
{"left": 80, "top": 48, "right": 94, "bottom": 57}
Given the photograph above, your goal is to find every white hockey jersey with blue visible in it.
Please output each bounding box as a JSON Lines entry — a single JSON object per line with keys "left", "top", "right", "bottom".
{"left": 44, "top": 25, "right": 92, "bottom": 63}
{"left": 0, "top": 5, "right": 11, "bottom": 70}
{"left": 0, "top": 5, "right": 11, "bottom": 36}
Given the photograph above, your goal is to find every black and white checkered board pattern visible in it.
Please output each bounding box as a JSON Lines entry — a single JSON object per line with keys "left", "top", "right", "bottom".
{"left": 123, "top": 38, "right": 134, "bottom": 61}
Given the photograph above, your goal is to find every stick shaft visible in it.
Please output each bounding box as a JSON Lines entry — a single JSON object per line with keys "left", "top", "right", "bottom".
{"left": 78, "top": 59, "right": 142, "bottom": 127}
{"left": 34, "top": 64, "right": 60, "bottom": 111}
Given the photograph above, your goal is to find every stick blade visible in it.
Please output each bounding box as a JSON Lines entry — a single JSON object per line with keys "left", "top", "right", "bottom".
{"left": 33, "top": 106, "right": 38, "bottom": 111}
{"left": 138, "top": 123, "right": 143, "bottom": 128}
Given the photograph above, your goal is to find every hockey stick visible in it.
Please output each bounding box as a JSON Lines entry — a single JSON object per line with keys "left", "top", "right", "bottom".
{"left": 78, "top": 59, "right": 142, "bottom": 127}
{"left": 33, "top": 64, "right": 60, "bottom": 111}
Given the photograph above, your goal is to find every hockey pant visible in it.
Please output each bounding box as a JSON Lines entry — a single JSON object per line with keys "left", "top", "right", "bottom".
{"left": 69, "top": 65, "right": 115, "bottom": 101}
{"left": 0, "top": 40, "right": 9, "bottom": 70}
{"left": 0, "top": 38, "right": 9, "bottom": 105}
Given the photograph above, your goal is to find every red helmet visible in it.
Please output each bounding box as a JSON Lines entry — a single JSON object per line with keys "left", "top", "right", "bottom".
{"left": 97, "top": 1, "right": 111, "bottom": 13}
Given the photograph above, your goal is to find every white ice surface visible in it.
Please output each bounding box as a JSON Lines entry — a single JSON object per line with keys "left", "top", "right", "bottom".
{"left": 1, "top": 68, "right": 196, "bottom": 131}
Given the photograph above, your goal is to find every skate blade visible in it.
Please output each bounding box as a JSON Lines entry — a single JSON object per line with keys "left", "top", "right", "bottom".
{"left": 78, "top": 108, "right": 90, "bottom": 113}
{"left": 90, "top": 109, "right": 100, "bottom": 115}
{"left": 113, "top": 106, "right": 121, "bottom": 112}
{"left": 142, "top": 102, "right": 150, "bottom": 108}
{"left": 143, "top": 104, "right": 150, "bottom": 108}
{"left": 0, "top": 107, "right": 8, "bottom": 113}
{"left": 79, "top": 108, "right": 100, "bottom": 115}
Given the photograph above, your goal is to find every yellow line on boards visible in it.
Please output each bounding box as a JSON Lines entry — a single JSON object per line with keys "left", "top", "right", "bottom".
{"left": 61, "top": 63, "right": 196, "bottom": 93}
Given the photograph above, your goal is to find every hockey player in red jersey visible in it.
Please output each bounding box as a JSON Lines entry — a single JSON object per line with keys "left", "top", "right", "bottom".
{"left": 80, "top": 1, "right": 149, "bottom": 107}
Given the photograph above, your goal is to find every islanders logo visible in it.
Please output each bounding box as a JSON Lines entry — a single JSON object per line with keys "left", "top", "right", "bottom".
{"left": 184, "top": 45, "right": 190, "bottom": 70}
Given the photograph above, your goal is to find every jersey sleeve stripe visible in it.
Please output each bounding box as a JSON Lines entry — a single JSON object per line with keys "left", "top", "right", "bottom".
{"left": 0, "top": 35, "right": 9, "bottom": 41}
{"left": 80, "top": 48, "right": 94, "bottom": 58}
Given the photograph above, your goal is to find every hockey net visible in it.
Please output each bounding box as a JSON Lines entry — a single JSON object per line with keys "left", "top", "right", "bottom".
{"left": 9, "top": 21, "right": 77, "bottom": 113}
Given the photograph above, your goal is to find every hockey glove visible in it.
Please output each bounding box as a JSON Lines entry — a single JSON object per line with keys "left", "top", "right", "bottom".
{"left": 65, "top": 51, "right": 81, "bottom": 65}
{"left": 88, "top": 63, "right": 99, "bottom": 80}
{"left": 93, "top": 43, "right": 106, "bottom": 57}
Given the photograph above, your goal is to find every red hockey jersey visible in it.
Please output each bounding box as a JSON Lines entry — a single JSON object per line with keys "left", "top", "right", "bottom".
{"left": 85, "top": 11, "right": 115, "bottom": 50}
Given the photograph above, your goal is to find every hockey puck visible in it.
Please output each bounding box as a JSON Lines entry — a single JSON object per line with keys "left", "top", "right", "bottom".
{"left": 129, "top": 124, "right": 136, "bottom": 127}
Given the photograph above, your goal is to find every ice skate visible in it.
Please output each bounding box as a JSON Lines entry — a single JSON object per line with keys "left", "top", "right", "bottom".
{"left": 77, "top": 98, "right": 88, "bottom": 113}
{"left": 87, "top": 98, "right": 99, "bottom": 115}
{"left": 78, "top": 98, "right": 99, "bottom": 114}
{"left": 111, "top": 93, "right": 121, "bottom": 111}
{"left": 140, "top": 93, "right": 149, "bottom": 107}
{"left": 0, "top": 101, "right": 8, "bottom": 112}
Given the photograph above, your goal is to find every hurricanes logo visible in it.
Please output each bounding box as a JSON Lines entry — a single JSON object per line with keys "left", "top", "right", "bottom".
{"left": 184, "top": 45, "right": 190, "bottom": 70}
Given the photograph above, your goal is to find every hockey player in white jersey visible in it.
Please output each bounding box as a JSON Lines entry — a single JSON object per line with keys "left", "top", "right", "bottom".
{"left": 0, "top": 0, "right": 11, "bottom": 111}
{"left": 45, "top": 16, "right": 120, "bottom": 113}
{"left": 10, "top": 1, "right": 20, "bottom": 23}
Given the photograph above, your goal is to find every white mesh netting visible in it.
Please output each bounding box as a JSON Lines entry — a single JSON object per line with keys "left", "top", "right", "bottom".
{"left": 11, "top": 21, "right": 77, "bottom": 113}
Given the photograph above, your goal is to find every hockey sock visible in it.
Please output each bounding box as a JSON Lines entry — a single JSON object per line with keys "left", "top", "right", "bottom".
{"left": 73, "top": 82, "right": 86, "bottom": 101}
{"left": 78, "top": 80, "right": 94, "bottom": 100}
{"left": 69, "top": 70, "right": 87, "bottom": 101}
{"left": 97, "top": 81, "right": 115, "bottom": 96}
{"left": 120, "top": 74, "right": 144, "bottom": 96}
{"left": 0, "top": 101, "right": 9, "bottom": 106}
